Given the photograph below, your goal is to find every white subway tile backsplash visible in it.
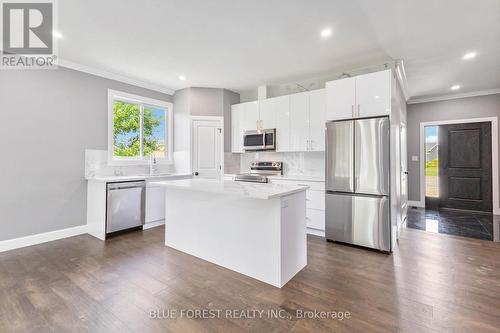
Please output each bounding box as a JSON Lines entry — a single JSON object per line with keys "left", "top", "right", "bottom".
{"left": 85, "top": 149, "right": 175, "bottom": 178}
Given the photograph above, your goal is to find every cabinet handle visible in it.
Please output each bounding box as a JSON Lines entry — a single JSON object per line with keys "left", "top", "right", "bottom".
{"left": 351, "top": 105, "right": 354, "bottom": 118}
{"left": 310, "top": 140, "right": 314, "bottom": 150}
{"left": 357, "top": 104, "right": 360, "bottom": 117}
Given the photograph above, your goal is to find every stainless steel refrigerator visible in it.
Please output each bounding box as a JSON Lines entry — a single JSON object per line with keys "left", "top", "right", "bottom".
{"left": 325, "top": 116, "right": 391, "bottom": 252}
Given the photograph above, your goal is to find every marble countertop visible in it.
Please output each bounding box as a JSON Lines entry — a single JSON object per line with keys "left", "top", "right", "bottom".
{"left": 267, "top": 175, "right": 325, "bottom": 182}
{"left": 86, "top": 173, "right": 192, "bottom": 182}
{"left": 150, "top": 179, "right": 308, "bottom": 200}
{"left": 224, "top": 174, "right": 325, "bottom": 183}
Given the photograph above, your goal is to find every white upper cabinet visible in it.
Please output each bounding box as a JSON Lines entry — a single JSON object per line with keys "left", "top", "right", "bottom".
{"left": 275, "top": 95, "right": 291, "bottom": 152}
{"left": 241, "top": 101, "right": 259, "bottom": 131}
{"left": 231, "top": 90, "right": 327, "bottom": 153}
{"left": 259, "top": 98, "right": 277, "bottom": 129}
{"left": 326, "top": 77, "right": 356, "bottom": 120}
{"left": 308, "top": 89, "right": 326, "bottom": 151}
{"left": 355, "top": 70, "right": 391, "bottom": 118}
{"left": 231, "top": 104, "right": 244, "bottom": 153}
{"left": 290, "top": 92, "right": 310, "bottom": 152}
{"left": 326, "top": 69, "right": 392, "bottom": 120}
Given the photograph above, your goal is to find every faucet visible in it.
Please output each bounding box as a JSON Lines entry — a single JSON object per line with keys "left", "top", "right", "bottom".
{"left": 149, "top": 155, "right": 157, "bottom": 176}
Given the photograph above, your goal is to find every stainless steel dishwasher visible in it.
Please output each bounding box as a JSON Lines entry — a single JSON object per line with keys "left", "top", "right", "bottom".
{"left": 106, "top": 181, "right": 145, "bottom": 237}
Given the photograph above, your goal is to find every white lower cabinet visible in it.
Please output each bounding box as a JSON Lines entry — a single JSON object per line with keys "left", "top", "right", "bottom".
{"left": 145, "top": 185, "right": 166, "bottom": 224}
{"left": 269, "top": 178, "right": 325, "bottom": 234}
{"left": 306, "top": 209, "right": 325, "bottom": 231}
{"left": 306, "top": 190, "right": 325, "bottom": 211}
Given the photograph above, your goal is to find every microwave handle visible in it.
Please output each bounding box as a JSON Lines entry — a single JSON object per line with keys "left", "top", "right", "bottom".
{"left": 263, "top": 132, "right": 266, "bottom": 146}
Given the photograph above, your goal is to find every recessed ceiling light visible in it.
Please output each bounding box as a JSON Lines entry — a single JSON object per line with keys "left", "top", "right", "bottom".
{"left": 320, "top": 28, "right": 332, "bottom": 38}
{"left": 462, "top": 52, "right": 477, "bottom": 60}
{"left": 450, "top": 85, "right": 461, "bottom": 91}
{"left": 178, "top": 75, "right": 186, "bottom": 81}
{"left": 52, "top": 30, "right": 63, "bottom": 39}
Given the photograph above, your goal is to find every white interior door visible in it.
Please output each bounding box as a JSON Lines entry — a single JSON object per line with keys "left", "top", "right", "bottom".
{"left": 192, "top": 118, "right": 223, "bottom": 179}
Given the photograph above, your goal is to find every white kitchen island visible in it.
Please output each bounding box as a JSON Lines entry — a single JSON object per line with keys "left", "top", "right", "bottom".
{"left": 151, "top": 179, "right": 308, "bottom": 288}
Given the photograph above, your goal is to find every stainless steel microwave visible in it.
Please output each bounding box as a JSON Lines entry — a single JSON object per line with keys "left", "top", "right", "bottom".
{"left": 243, "top": 129, "right": 276, "bottom": 151}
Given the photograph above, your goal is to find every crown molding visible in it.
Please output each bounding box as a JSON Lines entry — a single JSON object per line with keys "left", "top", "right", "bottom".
{"left": 58, "top": 59, "right": 175, "bottom": 96}
{"left": 394, "top": 60, "right": 410, "bottom": 101}
{"left": 407, "top": 89, "right": 500, "bottom": 105}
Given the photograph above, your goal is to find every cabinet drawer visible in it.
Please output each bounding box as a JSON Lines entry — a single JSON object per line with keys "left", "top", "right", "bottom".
{"left": 306, "top": 209, "right": 325, "bottom": 230}
{"left": 306, "top": 190, "right": 325, "bottom": 210}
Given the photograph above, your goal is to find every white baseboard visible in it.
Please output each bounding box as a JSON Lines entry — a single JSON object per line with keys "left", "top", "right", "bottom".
{"left": 143, "top": 220, "right": 165, "bottom": 230}
{"left": 307, "top": 228, "right": 325, "bottom": 237}
{"left": 408, "top": 200, "right": 424, "bottom": 208}
{"left": 0, "top": 225, "right": 88, "bottom": 253}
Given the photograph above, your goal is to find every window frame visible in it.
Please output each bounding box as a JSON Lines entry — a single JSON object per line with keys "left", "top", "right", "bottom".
{"left": 107, "top": 89, "right": 173, "bottom": 165}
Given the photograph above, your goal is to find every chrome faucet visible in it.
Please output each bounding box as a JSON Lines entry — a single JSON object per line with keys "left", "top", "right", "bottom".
{"left": 149, "top": 155, "right": 157, "bottom": 176}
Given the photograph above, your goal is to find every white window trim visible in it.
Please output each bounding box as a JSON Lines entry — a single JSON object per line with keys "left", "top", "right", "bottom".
{"left": 107, "top": 89, "right": 173, "bottom": 166}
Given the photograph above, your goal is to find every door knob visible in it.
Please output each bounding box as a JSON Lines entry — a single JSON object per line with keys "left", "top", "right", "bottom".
{"left": 194, "top": 172, "right": 199, "bottom": 176}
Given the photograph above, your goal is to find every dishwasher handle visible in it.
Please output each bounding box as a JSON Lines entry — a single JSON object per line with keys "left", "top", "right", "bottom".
{"left": 107, "top": 181, "right": 146, "bottom": 191}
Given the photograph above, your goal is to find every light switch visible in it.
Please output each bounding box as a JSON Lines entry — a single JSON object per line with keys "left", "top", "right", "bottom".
{"left": 411, "top": 155, "right": 419, "bottom": 161}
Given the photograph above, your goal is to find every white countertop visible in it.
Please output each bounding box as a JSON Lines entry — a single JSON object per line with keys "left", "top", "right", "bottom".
{"left": 267, "top": 175, "right": 325, "bottom": 182}
{"left": 151, "top": 178, "right": 308, "bottom": 199}
{"left": 86, "top": 173, "right": 192, "bottom": 182}
{"left": 224, "top": 174, "right": 325, "bottom": 183}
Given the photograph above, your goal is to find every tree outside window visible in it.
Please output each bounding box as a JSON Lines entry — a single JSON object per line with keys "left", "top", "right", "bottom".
{"left": 112, "top": 100, "right": 167, "bottom": 160}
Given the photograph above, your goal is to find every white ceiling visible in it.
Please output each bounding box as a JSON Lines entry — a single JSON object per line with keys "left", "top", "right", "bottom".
{"left": 59, "top": 0, "right": 500, "bottom": 100}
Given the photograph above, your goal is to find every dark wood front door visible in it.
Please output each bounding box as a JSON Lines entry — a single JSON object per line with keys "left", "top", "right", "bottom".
{"left": 438, "top": 122, "right": 492, "bottom": 212}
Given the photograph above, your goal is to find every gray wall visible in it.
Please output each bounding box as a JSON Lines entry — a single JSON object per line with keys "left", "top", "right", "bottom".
{"left": 223, "top": 89, "right": 240, "bottom": 152}
{"left": 173, "top": 87, "right": 239, "bottom": 153}
{"left": 407, "top": 93, "right": 500, "bottom": 202}
{"left": 0, "top": 67, "right": 172, "bottom": 241}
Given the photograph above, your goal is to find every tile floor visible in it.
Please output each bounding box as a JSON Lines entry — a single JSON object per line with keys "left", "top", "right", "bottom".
{"left": 406, "top": 208, "right": 498, "bottom": 241}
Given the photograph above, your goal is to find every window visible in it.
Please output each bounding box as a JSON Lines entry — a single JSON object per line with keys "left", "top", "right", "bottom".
{"left": 108, "top": 90, "right": 173, "bottom": 164}
{"left": 425, "top": 126, "right": 438, "bottom": 197}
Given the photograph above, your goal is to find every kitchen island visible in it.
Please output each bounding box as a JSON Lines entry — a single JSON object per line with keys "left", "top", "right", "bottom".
{"left": 151, "top": 179, "right": 308, "bottom": 288}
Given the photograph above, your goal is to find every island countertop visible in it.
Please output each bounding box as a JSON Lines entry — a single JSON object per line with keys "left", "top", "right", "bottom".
{"left": 150, "top": 178, "right": 309, "bottom": 200}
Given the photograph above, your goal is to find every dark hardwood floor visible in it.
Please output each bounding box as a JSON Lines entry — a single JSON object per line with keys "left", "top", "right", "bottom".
{"left": 1, "top": 226, "right": 500, "bottom": 332}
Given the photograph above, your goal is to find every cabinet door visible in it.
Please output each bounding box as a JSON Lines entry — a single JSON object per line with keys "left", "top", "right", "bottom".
{"left": 290, "top": 92, "right": 309, "bottom": 152}
{"left": 325, "top": 77, "right": 356, "bottom": 120}
{"left": 308, "top": 89, "right": 326, "bottom": 151}
{"left": 355, "top": 69, "right": 391, "bottom": 117}
{"left": 241, "top": 101, "right": 259, "bottom": 131}
{"left": 231, "top": 104, "right": 243, "bottom": 153}
{"left": 145, "top": 186, "right": 165, "bottom": 223}
{"left": 259, "top": 98, "right": 276, "bottom": 129}
{"left": 275, "top": 95, "right": 291, "bottom": 152}
{"left": 306, "top": 209, "right": 325, "bottom": 231}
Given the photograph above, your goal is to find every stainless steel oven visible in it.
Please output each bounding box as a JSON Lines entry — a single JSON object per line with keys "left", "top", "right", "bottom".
{"left": 243, "top": 129, "right": 276, "bottom": 151}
